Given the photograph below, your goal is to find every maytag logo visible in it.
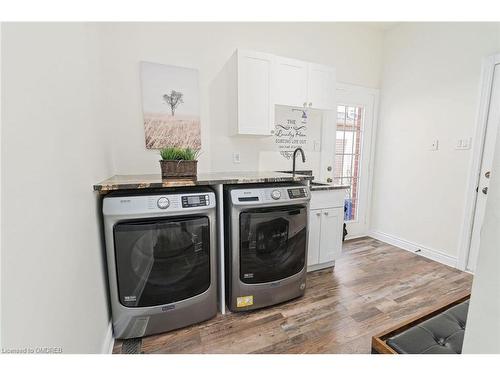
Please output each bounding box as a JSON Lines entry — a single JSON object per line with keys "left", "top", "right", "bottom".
{"left": 162, "top": 305, "right": 175, "bottom": 312}
{"left": 120, "top": 199, "right": 131, "bottom": 204}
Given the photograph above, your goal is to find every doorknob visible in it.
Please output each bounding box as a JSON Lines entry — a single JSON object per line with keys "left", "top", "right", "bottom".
{"left": 482, "top": 187, "right": 488, "bottom": 195}
{"left": 303, "top": 102, "right": 307, "bottom": 108}
{"left": 324, "top": 211, "right": 329, "bottom": 216}
{"left": 316, "top": 212, "right": 321, "bottom": 217}
{"left": 308, "top": 102, "right": 312, "bottom": 107}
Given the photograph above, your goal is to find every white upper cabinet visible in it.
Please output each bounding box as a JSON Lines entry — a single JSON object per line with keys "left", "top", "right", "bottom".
{"left": 307, "top": 63, "right": 336, "bottom": 110}
{"left": 274, "top": 58, "right": 336, "bottom": 111}
{"left": 224, "top": 49, "right": 336, "bottom": 136}
{"left": 236, "top": 49, "right": 275, "bottom": 136}
{"left": 273, "top": 56, "right": 308, "bottom": 108}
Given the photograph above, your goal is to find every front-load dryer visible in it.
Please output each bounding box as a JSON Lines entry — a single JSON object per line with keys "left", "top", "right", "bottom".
{"left": 224, "top": 183, "right": 310, "bottom": 312}
{"left": 102, "top": 187, "right": 217, "bottom": 339}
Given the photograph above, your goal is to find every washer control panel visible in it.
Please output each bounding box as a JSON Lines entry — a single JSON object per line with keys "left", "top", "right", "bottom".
{"left": 231, "top": 185, "right": 310, "bottom": 205}
{"left": 157, "top": 197, "right": 170, "bottom": 209}
{"left": 271, "top": 190, "right": 281, "bottom": 200}
{"left": 181, "top": 194, "right": 210, "bottom": 208}
{"left": 102, "top": 191, "right": 216, "bottom": 216}
{"left": 287, "top": 187, "right": 307, "bottom": 199}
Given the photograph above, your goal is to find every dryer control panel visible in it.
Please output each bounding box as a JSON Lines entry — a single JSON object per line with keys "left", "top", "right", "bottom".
{"left": 181, "top": 194, "right": 210, "bottom": 208}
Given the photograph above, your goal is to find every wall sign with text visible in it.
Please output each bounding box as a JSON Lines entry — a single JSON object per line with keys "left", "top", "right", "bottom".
{"left": 274, "top": 106, "right": 310, "bottom": 159}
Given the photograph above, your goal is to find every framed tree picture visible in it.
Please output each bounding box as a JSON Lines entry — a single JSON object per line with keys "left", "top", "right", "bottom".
{"left": 140, "top": 61, "right": 201, "bottom": 150}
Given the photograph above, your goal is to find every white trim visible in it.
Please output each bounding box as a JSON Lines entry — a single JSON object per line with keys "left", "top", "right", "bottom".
{"left": 213, "top": 184, "right": 226, "bottom": 314}
{"left": 369, "top": 230, "right": 458, "bottom": 268}
{"left": 336, "top": 82, "right": 380, "bottom": 238}
{"left": 307, "top": 261, "right": 335, "bottom": 273}
{"left": 457, "top": 53, "right": 500, "bottom": 271}
{"left": 101, "top": 321, "right": 115, "bottom": 354}
{"left": 344, "top": 233, "right": 368, "bottom": 241}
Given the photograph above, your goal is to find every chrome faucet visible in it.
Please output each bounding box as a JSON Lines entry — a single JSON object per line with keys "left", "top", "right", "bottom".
{"left": 292, "top": 147, "right": 306, "bottom": 177}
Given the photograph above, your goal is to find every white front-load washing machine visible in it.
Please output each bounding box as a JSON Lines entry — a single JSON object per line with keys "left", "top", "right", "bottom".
{"left": 102, "top": 187, "right": 217, "bottom": 339}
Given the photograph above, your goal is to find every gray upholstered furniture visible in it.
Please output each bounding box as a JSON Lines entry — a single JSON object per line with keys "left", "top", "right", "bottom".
{"left": 372, "top": 293, "right": 470, "bottom": 354}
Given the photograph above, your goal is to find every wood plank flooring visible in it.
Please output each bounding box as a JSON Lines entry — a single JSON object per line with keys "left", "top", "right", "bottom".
{"left": 113, "top": 237, "right": 473, "bottom": 354}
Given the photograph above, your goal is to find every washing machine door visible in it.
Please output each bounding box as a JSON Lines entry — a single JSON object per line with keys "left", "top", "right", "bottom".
{"left": 239, "top": 205, "right": 307, "bottom": 284}
{"left": 113, "top": 216, "right": 211, "bottom": 307}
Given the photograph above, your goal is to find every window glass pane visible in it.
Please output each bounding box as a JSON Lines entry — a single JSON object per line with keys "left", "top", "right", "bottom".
{"left": 334, "top": 154, "right": 343, "bottom": 178}
{"left": 343, "top": 131, "right": 354, "bottom": 155}
{"left": 335, "top": 131, "right": 345, "bottom": 154}
{"left": 336, "top": 104, "right": 364, "bottom": 222}
{"left": 342, "top": 154, "right": 353, "bottom": 177}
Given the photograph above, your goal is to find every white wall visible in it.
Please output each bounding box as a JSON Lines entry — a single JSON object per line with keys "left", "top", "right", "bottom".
{"left": 1, "top": 23, "right": 113, "bottom": 353}
{"left": 0, "top": 22, "right": 383, "bottom": 354}
{"left": 463, "top": 88, "right": 500, "bottom": 352}
{"left": 98, "top": 23, "right": 384, "bottom": 175}
{"left": 371, "top": 23, "right": 500, "bottom": 261}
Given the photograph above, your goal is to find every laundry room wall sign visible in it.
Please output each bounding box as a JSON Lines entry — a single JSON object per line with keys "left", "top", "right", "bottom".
{"left": 274, "top": 105, "right": 311, "bottom": 159}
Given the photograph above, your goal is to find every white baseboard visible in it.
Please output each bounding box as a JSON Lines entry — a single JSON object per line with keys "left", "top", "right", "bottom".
{"left": 307, "top": 260, "right": 335, "bottom": 272}
{"left": 101, "top": 321, "right": 115, "bottom": 354}
{"left": 369, "top": 230, "right": 458, "bottom": 269}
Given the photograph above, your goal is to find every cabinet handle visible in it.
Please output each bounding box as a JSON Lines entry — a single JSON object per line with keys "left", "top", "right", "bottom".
{"left": 324, "top": 211, "right": 329, "bottom": 216}
{"left": 308, "top": 102, "right": 312, "bottom": 107}
{"left": 303, "top": 102, "right": 307, "bottom": 108}
{"left": 316, "top": 212, "right": 321, "bottom": 216}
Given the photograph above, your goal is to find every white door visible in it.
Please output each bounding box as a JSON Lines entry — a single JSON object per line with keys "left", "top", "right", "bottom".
{"left": 467, "top": 62, "right": 500, "bottom": 272}
{"left": 334, "top": 83, "right": 378, "bottom": 239}
{"left": 307, "top": 63, "right": 335, "bottom": 110}
{"left": 237, "top": 49, "right": 274, "bottom": 135}
{"left": 273, "top": 56, "right": 308, "bottom": 108}
{"left": 318, "top": 207, "right": 343, "bottom": 263}
{"left": 307, "top": 209, "right": 322, "bottom": 267}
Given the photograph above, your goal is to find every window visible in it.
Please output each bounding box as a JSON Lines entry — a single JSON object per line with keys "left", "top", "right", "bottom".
{"left": 335, "top": 105, "right": 364, "bottom": 221}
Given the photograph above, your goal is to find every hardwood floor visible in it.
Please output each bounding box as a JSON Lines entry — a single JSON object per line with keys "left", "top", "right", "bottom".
{"left": 113, "top": 237, "right": 473, "bottom": 354}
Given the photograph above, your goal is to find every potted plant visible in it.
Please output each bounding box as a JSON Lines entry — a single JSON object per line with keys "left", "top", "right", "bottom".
{"left": 159, "top": 147, "right": 199, "bottom": 180}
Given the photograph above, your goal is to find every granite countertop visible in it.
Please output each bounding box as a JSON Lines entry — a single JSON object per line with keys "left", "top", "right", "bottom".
{"left": 93, "top": 171, "right": 314, "bottom": 192}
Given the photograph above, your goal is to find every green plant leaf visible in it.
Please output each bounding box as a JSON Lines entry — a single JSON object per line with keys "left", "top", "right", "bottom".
{"left": 160, "top": 146, "right": 199, "bottom": 161}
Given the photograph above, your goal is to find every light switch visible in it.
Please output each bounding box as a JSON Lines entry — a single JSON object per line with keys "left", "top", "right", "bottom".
{"left": 455, "top": 138, "right": 471, "bottom": 150}
{"left": 233, "top": 152, "right": 241, "bottom": 163}
{"left": 430, "top": 139, "right": 439, "bottom": 151}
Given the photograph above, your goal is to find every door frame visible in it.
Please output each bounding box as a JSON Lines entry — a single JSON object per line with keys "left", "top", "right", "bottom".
{"left": 457, "top": 53, "right": 500, "bottom": 271}
{"left": 335, "top": 83, "right": 380, "bottom": 239}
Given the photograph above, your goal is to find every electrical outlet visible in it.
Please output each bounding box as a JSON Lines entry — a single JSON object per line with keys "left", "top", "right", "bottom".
{"left": 430, "top": 139, "right": 439, "bottom": 151}
{"left": 233, "top": 152, "right": 241, "bottom": 164}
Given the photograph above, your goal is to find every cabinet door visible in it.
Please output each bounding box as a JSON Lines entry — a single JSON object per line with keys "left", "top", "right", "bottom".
{"left": 237, "top": 50, "right": 274, "bottom": 135}
{"left": 273, "top": 56, "right": 308, "bottom": 108}
{"left": 307, "top": 209, "right": 322, "bottom": 267}
{"left": 319, "top": 207, "right": 343, "bottom": 263}
{"left": 307, "top": 63, "right": 336, "bottom": 110}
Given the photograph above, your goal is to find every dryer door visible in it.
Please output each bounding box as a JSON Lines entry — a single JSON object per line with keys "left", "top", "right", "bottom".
{"left": 239, "top": 205, "right": 307, "bottom": 284}
{"left": 113, "top": 216, "right": 210, "bottom": 307}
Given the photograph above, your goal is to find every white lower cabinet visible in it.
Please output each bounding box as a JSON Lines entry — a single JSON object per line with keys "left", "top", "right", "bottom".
{"left": 307, "top": 209, "right": 322, "bottom": 267}
{"left": 307, "top": 189, "right": 346, "bottom": 272}
{"left": 318, "top": 207, "right": 343, "bottom": 263}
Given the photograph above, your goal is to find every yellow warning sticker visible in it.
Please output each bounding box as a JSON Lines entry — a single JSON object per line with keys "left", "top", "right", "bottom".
{"left": 236, "top": 295, "right": 254, "bottom": 307}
